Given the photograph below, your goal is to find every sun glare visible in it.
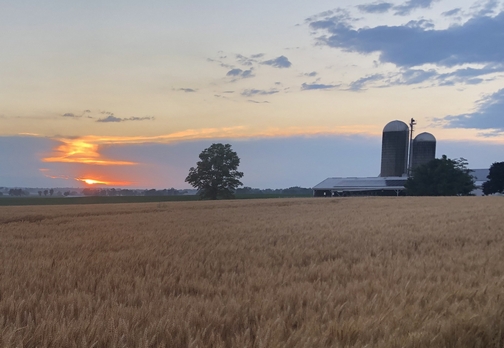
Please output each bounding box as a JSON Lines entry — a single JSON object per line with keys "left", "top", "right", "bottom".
{"left": 76, "top": 178, "right": 133, "bottom": 186}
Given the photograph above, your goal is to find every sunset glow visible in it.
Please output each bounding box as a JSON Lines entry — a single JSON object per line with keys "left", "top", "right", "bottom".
{"left": 42, "top": 126, "right": 380, "bottom": 165}
{"left": 76, "top": 178, "right": 133, "bottom": 186}
{"left": 43, "top": 138, "right": 137, "bottom": 166}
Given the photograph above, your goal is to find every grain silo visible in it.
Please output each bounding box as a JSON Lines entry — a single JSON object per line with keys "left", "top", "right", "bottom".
{"left": 380, "top": 120, "right": 409, "bottom": 177}
{"left": 411, "top": 132, "right": 436, "bottom": 170}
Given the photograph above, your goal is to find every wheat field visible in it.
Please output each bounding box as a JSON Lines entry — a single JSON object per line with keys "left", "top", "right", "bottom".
{"left": 1, "top": 197, "right": 504, "bottom": 347}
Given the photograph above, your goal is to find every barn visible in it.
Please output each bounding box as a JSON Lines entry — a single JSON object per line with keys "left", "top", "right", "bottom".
{"left": 312, "top": 177, "right": 408, "bottom": 197}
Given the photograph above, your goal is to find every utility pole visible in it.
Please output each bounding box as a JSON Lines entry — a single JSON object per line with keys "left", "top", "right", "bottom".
{"left": 408, "top": 118, "right": 416, "bottom": 176}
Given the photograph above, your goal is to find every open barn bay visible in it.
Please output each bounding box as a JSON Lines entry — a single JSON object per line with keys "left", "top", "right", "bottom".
{"left": 1, "top": 197, "right": 504, "bottom": 347}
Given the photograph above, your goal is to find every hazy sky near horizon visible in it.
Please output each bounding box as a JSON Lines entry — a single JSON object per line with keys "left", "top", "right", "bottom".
{"left": 1, "top": 0, "right": 504, "bottom": 189}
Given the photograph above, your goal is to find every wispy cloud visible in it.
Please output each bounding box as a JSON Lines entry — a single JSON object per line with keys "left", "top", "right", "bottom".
{"left": 241, "top": 88, "right": 279, "bottom": 97}
{"left": 261, "top": 56, "right": 292, "bottom": 68}
{"left": 62, "top": 110, "right": 92, "bottom": 119}
{"left": 357, "top": 2, "right": 394, "bottom": 14}
{"left": 176, "top": 88, "right": 197, "bottom": 93}
{"left": 247, "top": 100, "right": 270, "bottom": 104}
{"left": 440, "top": 88, "right": 504, "bottom": 131}
{"left": 442, "top": 8, "right": 461, "bottom": 17}
{"left": 348, "top": 74, "right": 385, "bottom": 91}
{"left": 301, "top": 82, "right": 339, "bottom": 91}
{"left": 394, "top": 0, "right": 439, "bottom": 16}
{"left": 97, "top": 116, "right": 154, "bottom": 123}
{"left": 236, "top": 54, "right": 261, "bottom": 66}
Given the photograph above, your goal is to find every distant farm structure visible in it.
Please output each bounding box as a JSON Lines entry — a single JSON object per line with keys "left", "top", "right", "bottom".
{"left": 313, "top": 119, "right": 456, "bottom": 197}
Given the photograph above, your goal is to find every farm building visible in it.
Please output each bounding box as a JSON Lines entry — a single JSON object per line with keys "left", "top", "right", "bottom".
{"left": 471, "top": 169, "right": 489, "bottom": 196}
{"left": 313, "top": 119, "right": 488, "bottom": 197}
{"left": 313, "top": 177, "right": 408, "bottom": 197}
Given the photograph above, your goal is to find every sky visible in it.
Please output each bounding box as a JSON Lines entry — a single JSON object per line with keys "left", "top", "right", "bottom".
{"left": 1, "top": 0, "right": 504, "bottom": 189}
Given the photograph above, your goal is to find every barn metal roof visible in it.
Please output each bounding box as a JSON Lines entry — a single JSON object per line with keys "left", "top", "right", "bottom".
{"left": 313, "top": 176, "right": 408, "bottom": 192}
{"left": 313, "top": 169, "right": 488, "bottom": 193}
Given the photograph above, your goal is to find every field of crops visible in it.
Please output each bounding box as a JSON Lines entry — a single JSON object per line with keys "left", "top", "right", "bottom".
{"left": 1, "top": 197, "right": 504, "bottom": 347}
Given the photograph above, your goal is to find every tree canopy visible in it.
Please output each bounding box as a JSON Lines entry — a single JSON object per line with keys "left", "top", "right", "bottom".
{"left": 483, "top": 162, "right": 504, "bottom": 195}
{"left": 405, "top": 155, "right": 475, "bottom": 196}
{"left": 185, "top": 143, "right": 244, "bottom": 200}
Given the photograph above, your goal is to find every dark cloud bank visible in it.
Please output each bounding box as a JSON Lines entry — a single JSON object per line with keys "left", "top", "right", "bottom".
{"left": 307, "top": 8, "right": 504, "bottom": 131}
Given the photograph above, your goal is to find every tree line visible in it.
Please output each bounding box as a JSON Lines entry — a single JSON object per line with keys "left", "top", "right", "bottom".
{"left": 185, "top": 143, "right": 504, "bottom": 198}
{"left": 406, "top": 156, "right": 504, "bottom": 196}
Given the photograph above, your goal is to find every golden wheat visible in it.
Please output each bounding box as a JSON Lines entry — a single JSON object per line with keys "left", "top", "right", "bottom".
{"left": 1, "top": 197, "right": 504, "bottom": 347}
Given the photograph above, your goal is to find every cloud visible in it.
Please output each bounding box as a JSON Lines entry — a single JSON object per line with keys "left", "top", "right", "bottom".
{"left": 442, "top": 8, "right": 462, "bottom": 17}
{"left": 441, "top": 88, "right": 504, "bottom": 131}
{"left": 383, "top": 64, "right": 504, "bottom": 88}
{"left": 357, "top": 2, "right": 394, "bottom": 14}
{"left": 472, "top": 0, "right": 500, "bottom": 17}
{"left": 247, "top": 100, "right": 270, "bottom": 104}
{"left": 128, "top": 117, "right": 154, "bottom": 121}
{"left": 236, "top": 54, "right": 257, "bottom": 66}
{"left": 97, "top": 116, "right": 154, "bottom": 123}
{"left": 261, "top": 56, "right": 292, "bottom": 68}
{"left": 394, "top": 0, "right": 438, "bottom": 16}
{"left": 301, "top": 83, "right": 339, "bottom": 90}
{"left": 304, "top": 71, "right": 318, "bottom": 77}
{"left": 226, "top": 68, "right": 254, "bottom": 80}
{"left": 62, "top": 110, "right": 94, "bottom": 119}
{"left": 97, "top": 115, "right": 122, "bottom": 123}
{"left": 309, "top": 11, "right": 504, "bottom": 70}
{"left": 176, "top": 88, "right": 197, "bottom": 93}
{"left": 227, "top": 69, "right": 244, "bottom": 76}
{"left": 241, "top": 89, "right": 279, "bottom": 97}
{"left": 348, "top": 74, "right": 385, "bottom": 91}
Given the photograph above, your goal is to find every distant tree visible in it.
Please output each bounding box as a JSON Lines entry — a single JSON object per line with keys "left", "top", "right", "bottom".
{"left": 38, "top": 191, "right": 42, "bottom": 196}
{"left": 49, "top": 189, "right": 54, "bottom": 196}
{"left": 43, "top": 190, "right": 48, "bottom": 196}
{"left": 185, "top": 143, "right": 244, "bottom": 200}
{"left": 405, "top": 155, "right": 475, "bottom": 196}
{"left": 82, "top": 188, "right": 97, "bottom": 196}
{"left": 9, "top": 188, "right": 27, "bottom": 196}
{"left": 483, "top": 162, "right": 504, "bottom": 195}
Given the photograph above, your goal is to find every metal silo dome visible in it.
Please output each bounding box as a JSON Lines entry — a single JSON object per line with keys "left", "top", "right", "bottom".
{"left": 414, "top": 132, "right": 436, "bottom": 142}
{"left": 411, "top": 132, "right": 436, "bottom": 170}
{"left": 383, "top": 120, "right": 410, "bottom": 133}
{"left": 380, "top": 120, "right": 410, "bottom": 177}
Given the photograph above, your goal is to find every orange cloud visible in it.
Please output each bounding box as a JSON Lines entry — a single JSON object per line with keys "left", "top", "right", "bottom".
{"left": 42, "top": 125, "right": 380, "bottom": 165}
{"left": 43, "top": 138, "right": 137, "bottom": 165}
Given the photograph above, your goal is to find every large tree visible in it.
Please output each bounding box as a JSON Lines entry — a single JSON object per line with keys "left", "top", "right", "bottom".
{"left": 483, "top": 162, "right": 504, "bottom": 195}
{"left": 405, "top": 155, "right": 475, "bottom": 196}
{"left": 185, "top": 143, "right": 244, "bottom": 200}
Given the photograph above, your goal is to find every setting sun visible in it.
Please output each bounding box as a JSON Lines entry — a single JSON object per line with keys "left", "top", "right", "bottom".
{"left": 76, "top": 178, "right": 133, "bottom": 186}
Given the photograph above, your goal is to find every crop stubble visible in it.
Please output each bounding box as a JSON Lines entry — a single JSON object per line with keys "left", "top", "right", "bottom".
{"left": 1, "top": 197, "right": 504, "bottom": 347}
